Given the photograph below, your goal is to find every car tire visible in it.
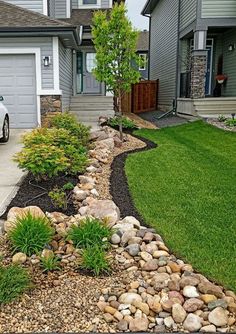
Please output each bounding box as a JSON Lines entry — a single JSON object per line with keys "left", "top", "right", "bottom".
{"left": 0, "top": 116, "right": 9, "bottom": 143}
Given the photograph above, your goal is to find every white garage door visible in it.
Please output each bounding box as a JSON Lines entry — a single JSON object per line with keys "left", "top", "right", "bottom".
{"left": 0, "top": 54, "right": 37, "bottom": 128}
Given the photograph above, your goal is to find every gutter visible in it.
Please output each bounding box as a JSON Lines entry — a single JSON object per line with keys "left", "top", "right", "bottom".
{"left": 174, "top": 0, "right": 181, "bottom": 111}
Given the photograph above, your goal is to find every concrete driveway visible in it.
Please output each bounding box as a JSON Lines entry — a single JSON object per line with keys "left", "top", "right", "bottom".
{"left": 0, "top": 129, "right": 26, "bottom": 216}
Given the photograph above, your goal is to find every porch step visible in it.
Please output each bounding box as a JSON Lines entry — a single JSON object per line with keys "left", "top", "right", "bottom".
{"left": 194, "top": 98, "right": 236, "bottom": 118}
{"left": 70, "top": 95, "right": 114, "bottom": 126}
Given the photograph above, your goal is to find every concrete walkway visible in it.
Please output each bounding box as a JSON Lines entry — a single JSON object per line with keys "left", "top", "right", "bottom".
{"left": 139, "top": 110, "right": 191, "bottom": 128}
{"left": 0, "top": 129, "right": 26, "bottom": 216}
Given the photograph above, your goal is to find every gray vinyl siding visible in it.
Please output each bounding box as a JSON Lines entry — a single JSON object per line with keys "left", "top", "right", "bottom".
{"left": 72, "top": 0, "right": 111, "bottom": 9}
{"left": 0, "top": 37, "right": 53, "bottom": 90}
{"left": 149, "top": 0, "right": 179, "bottom": 108}
{"left": 49, "top": 0, "right": 69, "bottom": 18}
{"left": 4, "top": 0, "right": 43, "bottom": 13}
{"left": 59, "top": 42, "right": 73, "bottom": 110}
{"left": 222, "top": 29, "right": 236, "bottom": 96}
{"left": 72, "top": 0, "right": 77, "bottom": 9}
{"left": 180, "top": 0, "right": 197, "bottom": 30}
{"left": 202, "top": 0, "right": 236, "bottom": 18}
{"left": 101, "top": 0, "right": 110, "bottom": 8}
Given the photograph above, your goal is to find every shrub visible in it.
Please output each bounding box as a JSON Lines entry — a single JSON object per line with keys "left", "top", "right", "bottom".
{"left": 9, "top": 212, "right": 54, "bottom": 256}
{"left": 40, "top": 254, "right": 61, "bottom": 272}
{"left": 62, "top": 182, "right": 74, "bottom": 191}
{"left": 15, "top": 144, "right": 70, "bottom": 180}
{"left": 0, "top": 264, "right": 31, "bottom": 304}
{"left": 51, "top": 112, "right": 90, "bottom": 147}
{"left": 49, "top": 187, "right": 68, "bottom": 210}
{"left": 67, "top": 217, "right": 112, "bottom": 249}
{"left": 80, "top": 245, "right": 111, "bottom": 276}
{"left": 16, "top": 128, "right": 88, "bottom": 179}
{"left": 225, "top": 118, "right": 236, "bottom": 127}
{"left": 108, "top": 116, "right": 137, "bottom": 130}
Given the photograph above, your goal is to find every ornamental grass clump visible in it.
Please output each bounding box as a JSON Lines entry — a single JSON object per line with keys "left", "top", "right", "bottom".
{"left": 80, "top": 245, "right": 111, "bottom": 276}
{"left": 40, "top": 254, "right": 61, "bottom": 272}
{"left": 9, "top": 212, "right": 54, "bottom": 256}
{"left": 67, "top": 217, "right": 113, "bottom": 249}
{"left": 51, "top": 112, "right": 90, "bottom": 147}
{"left": 0, "top": 264, "right": 31, "bottom": 304}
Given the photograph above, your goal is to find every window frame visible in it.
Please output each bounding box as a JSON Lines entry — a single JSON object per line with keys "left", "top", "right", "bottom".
{"left": 139, "top": 53, "right": 147, "bottom": 71}
{"left": 78, "top": 0, "right": 101, "bottom": 8}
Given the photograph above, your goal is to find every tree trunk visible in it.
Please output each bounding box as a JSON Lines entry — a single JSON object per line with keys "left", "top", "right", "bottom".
{"left": 118, "top": 90, "right": 123, "bottom": 141}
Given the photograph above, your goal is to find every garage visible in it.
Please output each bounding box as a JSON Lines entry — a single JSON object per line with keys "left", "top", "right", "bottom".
{"left": 0, "top": 54, "right": 37, "bottom": 128}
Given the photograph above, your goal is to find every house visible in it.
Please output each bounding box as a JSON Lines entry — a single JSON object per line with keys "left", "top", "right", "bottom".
{"left": 142, "top": 0, "right": 236, "bottom": 118}
{"left": 0, "top": 0, "right": 119, "bottom": 129}
{"left": 136, "top": 30, "right": 149, "bottom": 80}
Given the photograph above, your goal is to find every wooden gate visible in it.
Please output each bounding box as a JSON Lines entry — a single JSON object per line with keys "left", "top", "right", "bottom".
{"left": 121, "top": 80, "right": 158, "bottom": 114}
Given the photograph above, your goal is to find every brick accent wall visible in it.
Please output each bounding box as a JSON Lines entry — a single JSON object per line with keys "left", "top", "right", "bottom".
{"left": 190, "top": 54, "right": 207, "bottom": 99}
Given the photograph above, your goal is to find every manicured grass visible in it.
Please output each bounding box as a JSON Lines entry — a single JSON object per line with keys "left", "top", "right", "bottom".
{"left": 125, "top": 121, "right": 236, "bottom": 290}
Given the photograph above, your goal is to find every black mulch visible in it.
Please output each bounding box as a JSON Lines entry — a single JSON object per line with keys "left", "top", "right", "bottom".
{"left": 0, "top": 173, "right": 78, "bottom": 220}
{"left": 139, "top": 110, "right": 189, "bottom": 128}
{"left": 110, "top": 133, "right": 157, "bottom": 225}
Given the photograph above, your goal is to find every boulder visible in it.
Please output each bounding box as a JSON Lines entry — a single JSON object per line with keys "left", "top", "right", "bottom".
{"left": 208, "top": 307, "right": 228, "bottom": 327}
{"left": 183, "top": 313, "right": 202, "bottom": 332}
{"left": 12, "top": 252, "right": 27, "bottom": 264}
{"left": 86, "top": 199, "right": 120, "bottom": 225}
{"left": 119, "top": 293, "right": 142, "bottom": 305}
{"left": 198, "top": 282, "right": 224, "bottom": 298}
{"left": 129, "top": 317, "right": 149, "bottom": 332}
{"left": 96, "top": 138, "right": 115, "bottom": 151}
{"left": 73, "top": 187, "right": 87, "bottom": 201}
{"left": 122, "top": 216, "right": 141, "bottom": 229}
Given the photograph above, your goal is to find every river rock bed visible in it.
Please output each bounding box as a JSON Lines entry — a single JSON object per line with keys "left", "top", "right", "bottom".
{"left": 0, "top": 125, "right": 236, "bottom": 333}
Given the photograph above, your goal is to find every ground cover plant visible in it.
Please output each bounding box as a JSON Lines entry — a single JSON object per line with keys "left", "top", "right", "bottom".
{"left": 80, "top": 245, "right": 111, "bottom": 276}
{"left": 9, "top": 212, "right": 54, "bottom": 256}
{"left": 125, "top": 121, "right": 236, "bottom": 290}
{"left": 107, "top": 116, "right": 137, "bottom": 130}
{"left": 0, "top": 264, "right": 31, "bottom": 304}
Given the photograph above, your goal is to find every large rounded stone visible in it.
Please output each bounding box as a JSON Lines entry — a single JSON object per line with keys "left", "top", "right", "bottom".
{"left": 129, "top": 317, "right": 149, "bottom": 332}
{"left": 172, "top": 304, "right": 187, "bottom": 323}
{"left": 183, "top": 286, "right": 199, "bottom": 298}
{"left": 86, "top": 199, "right": 120, "bottom": 225}
{"left": 119, "top": 293, "right": 142, "bottom": 305}
{"left": 200, "top": 325, "right": 216, "bottom": 332}
{"left": 126, "top": 244, "right": 140, "bottom": 257}
{"left": 198, "top": 282, "right": 223, "bottom": 298}
{"left": 208, "top": 307, "right": 228, "bottom": 327}
{"left": 183, "top": 298, "right": 204, "bottom": 312}
{"left": 183, "top": 313, "right": 202, "bottom": 332}
{"left": 122, "top": 216, "right": 140, "bottom": 229}
{"left": 142, "top": 259, "right": 158, "bottom": 271}
{"left": 12, "top": 252, "right": 27, "bottom": 264}
{"left": 111, "top": 233, "right": 121, "bottom": 245}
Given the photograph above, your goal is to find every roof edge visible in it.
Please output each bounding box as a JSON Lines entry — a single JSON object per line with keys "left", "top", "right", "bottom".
{"left": 141, "top": 0, "right": 158, "bottom": 15}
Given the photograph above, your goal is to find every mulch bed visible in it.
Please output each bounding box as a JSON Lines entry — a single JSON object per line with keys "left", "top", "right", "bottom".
{"left": 0, "top": 173, "right": 78, "bottom": 220}
{"left": 110, "top": 133, "right": 157, "bottom": 223}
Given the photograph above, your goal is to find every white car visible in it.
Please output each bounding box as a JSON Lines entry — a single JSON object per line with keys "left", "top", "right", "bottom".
{"left": 0, "top": 96, "right": 9, "bottom": 143}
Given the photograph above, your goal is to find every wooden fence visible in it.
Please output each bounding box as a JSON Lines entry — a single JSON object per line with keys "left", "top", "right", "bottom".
{"left": 121, "top": 80, "right": 158, "bottom": 114}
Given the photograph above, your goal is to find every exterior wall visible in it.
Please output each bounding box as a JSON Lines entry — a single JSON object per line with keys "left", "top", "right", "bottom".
{"left": 135, "top": 51, "right": 149, "bottom": 80}
{"left": 59, "top": 41, "right": 73, "bottom": 110}
{"left": 0, "top": 37, "right": 54, "bottom": 90}
{"left": 149, "top": 0, "right": 179, "bottom": 109}
{"left": 190, "top": 52, "right": 206, "bottom": 99}
{"left": 49, "top": 0, "right": 70, "bottom": 18}
{"left": 222, "top": 29, "right": 236, "bottom": 97}
{"left": 40, "top": 95, "right": 61, "bottom": 114}
{"left": 201, "top": 0, "right": 236, "bottom": 18}
{"left": 4, "top": 0, "right": 44, "bottom": 13}
{"left": 180, "top": 0, "right": 197, "bottom": 31}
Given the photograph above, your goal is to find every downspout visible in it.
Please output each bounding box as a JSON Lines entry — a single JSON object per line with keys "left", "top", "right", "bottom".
{"left": 143, "top": 13, "right": 151, "bottom": 80}
{"left": 174, "top": 0, "right": 181, "bottom": 113}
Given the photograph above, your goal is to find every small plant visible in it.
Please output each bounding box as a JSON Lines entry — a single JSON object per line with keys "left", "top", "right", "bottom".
{"left": 0, "top": 264, "right": 31, "bottom": 304}
{"left": 225, "top": 118, "right": 236, "bottom": 127}
{"left": 80, "top": 245, "right": 111, "bottom": 276}
{"left": 108, "top": 116, "right": 137, "bottom": 130}
{"left": 15, "top": 144, "right": 70, "bottom": 181}
{"left": 49, "top": 187, "right": 68, "bottom": 210}
{"left": 218, "top": 115, "right": 227, "bottom": 122}
{"left": 9, "top": 212, "right": 54, "bottom": 256}
{"left": 67, "top": 217, "right": 112, "bottom": 249}
{"left": 51, "top": 112, "right": 90, "bottom": 147}
{"left": 62, "top": 182, "right": 74, "bottom": 191}
{"left": 40, "top": 253, "right": 61, "bottom": 272}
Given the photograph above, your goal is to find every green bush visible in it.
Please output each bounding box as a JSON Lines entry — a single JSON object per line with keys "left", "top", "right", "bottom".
{"left": 218, "top": 115, "right": 227, "bottom": 122}
{"left": 80, "top": 245, "right": 111, "bottom": 276}
{"left": 225, "top": 118, "right": 236, "bottom": 127}
{"left": 0, "top": 264, "right": 31, "bottom": 304}
{"left": 51, "top": 112, "right": 90, "bottom": 147}
{"left": 49, "top": 187, "right": 68, "bottom": 210}
{"left": 108, "top": 116, "right": 137, "bottom": 129}
{"left": 67, "top": 217, "right": 112, "bottom": 249}
{"left": 16, "top": 127, "right": 88, "bottom": 179}
{"left": 15, "top": 144, "right": 70, "bottom": 180}
{"left": 40, "top": 253, "right": 61, "bottom": 272}
{"left": 9, "top": 212, "right": 54, "bottom": 256}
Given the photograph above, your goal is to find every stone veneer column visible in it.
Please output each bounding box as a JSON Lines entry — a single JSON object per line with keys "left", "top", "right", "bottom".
{"left": 190, "top": 50, "right": 207, "bottom": 99}
{"left": 40, "top": 95, "right": 62, "bottom": 115}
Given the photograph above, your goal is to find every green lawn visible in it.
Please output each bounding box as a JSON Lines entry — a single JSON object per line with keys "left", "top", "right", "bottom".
{"left": 125, "top": 121, "right": 236, "bottom": 290}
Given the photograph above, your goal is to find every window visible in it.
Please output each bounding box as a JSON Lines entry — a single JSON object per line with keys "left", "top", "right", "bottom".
{"left": 83, "top": 0, "right": 97, "bottom": 4}
{"left": 139, "top": 54, "right": 147, "bottom": 71}
{"left": 86, "top": 53, "right": 96, "bottom": 73}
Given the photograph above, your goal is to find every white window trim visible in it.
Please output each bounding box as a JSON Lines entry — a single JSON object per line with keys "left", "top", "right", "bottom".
{"left": 66, "top": 0, "right": 71, "bottom": 18}
{"left": 53, "top": 37, "right": 61, "bottom": 92}
{"left": 43, "top": 0, "right": 48, "bottom": 15}
{"left": 78, "top": 0, "right": 101, "bottom": 9}
{"left": 109, "top": 0, "right": 112, "bottom": 8}
{"left": 139, "top": 53, "right": 147, "bottom": 71}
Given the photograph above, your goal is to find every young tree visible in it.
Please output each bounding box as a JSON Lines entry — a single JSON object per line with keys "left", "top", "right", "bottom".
{"left": 92, "top": 2, "right": 141, "bottom": 140}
